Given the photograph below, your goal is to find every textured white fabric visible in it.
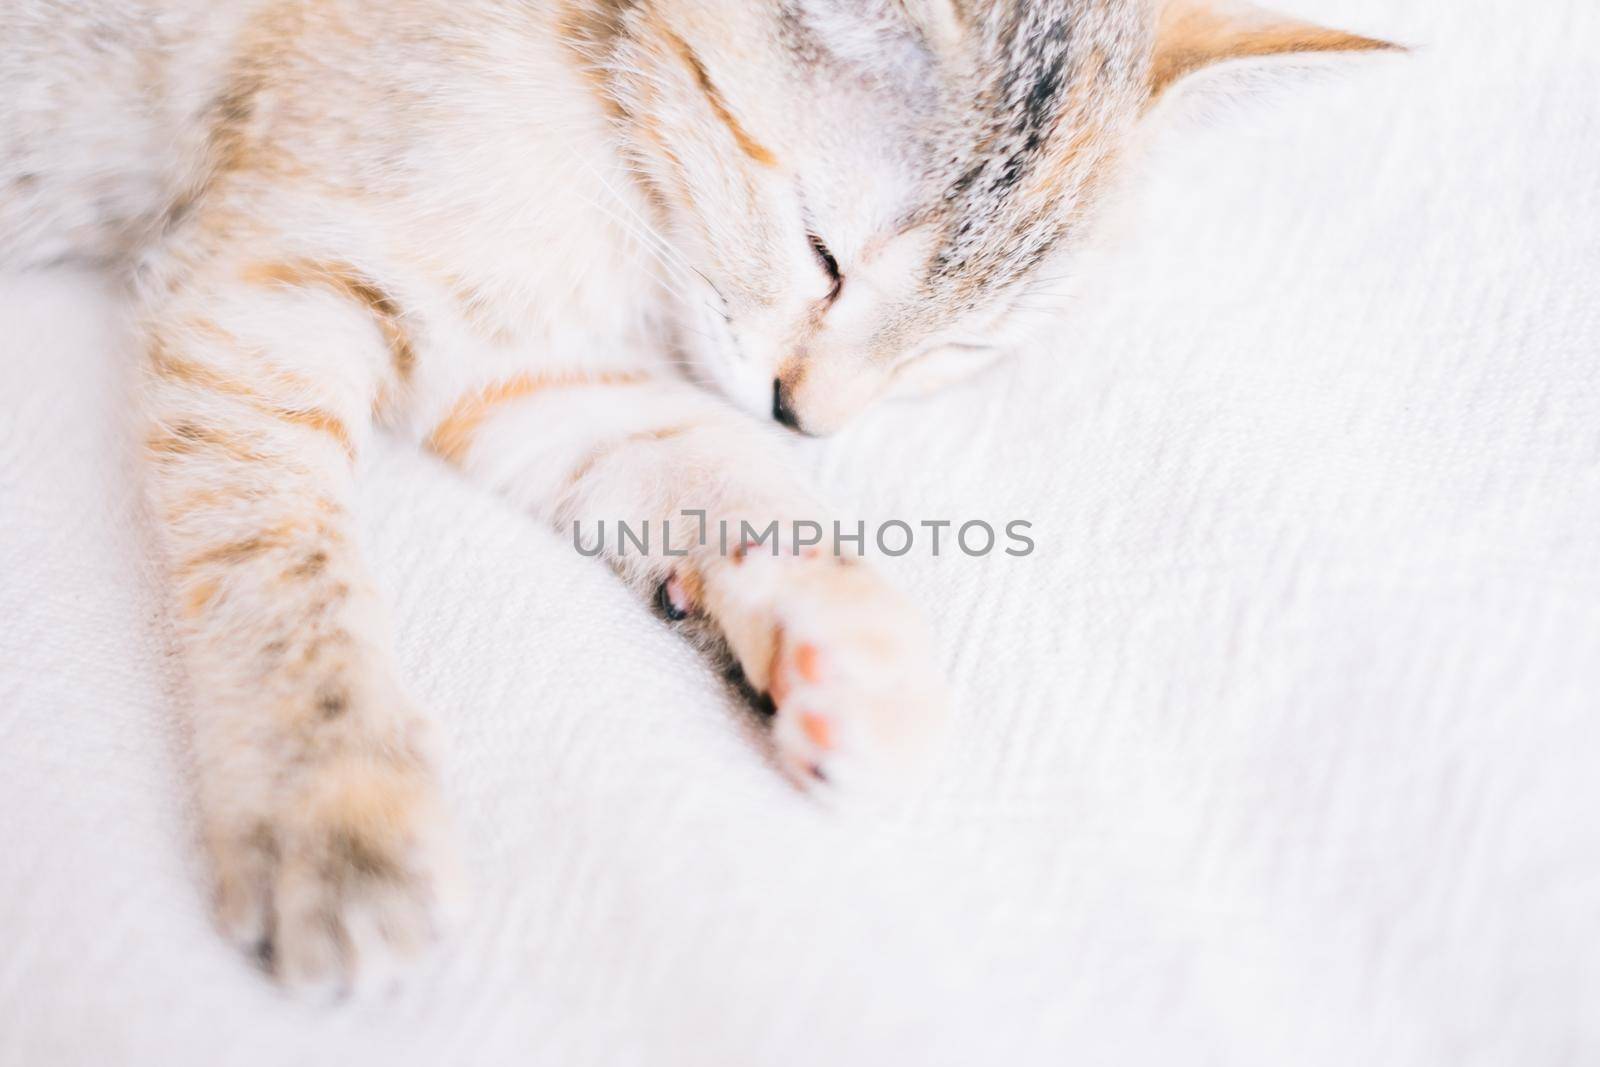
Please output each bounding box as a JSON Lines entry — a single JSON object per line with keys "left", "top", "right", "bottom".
{"left": 2, "top": 1, "right": 1597, "bottom": 1064}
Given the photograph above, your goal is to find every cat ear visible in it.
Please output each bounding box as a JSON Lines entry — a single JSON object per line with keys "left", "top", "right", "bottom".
{"left": 1150, "top": 0, "right": 1402, "bottom": 100}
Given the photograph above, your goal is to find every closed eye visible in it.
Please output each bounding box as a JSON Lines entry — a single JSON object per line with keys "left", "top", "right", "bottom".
{"left": 808, "top": 233, "right": 843, "bottom": 304}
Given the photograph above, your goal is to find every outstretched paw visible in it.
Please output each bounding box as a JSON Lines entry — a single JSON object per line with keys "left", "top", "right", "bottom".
{"left": 211, "top": 746, "right": 459, "bottom": 1001}
{"left": 712, "top": 552, "right": 948, "bottom": 796}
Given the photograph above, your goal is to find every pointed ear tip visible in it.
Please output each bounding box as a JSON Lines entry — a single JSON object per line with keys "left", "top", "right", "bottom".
{"left": 1302, "top": 30, "right": 1410, "bottom": 59}
{"left": 1363, "top": 36, "right": 1412, "bottom": 56}
{"left": 1145, "top": 30, "right": 1413, "bottom": 101}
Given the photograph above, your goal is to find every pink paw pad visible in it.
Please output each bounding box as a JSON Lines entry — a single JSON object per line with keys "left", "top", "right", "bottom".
{"left": 794, "top": 642, "right": 821, "bottom": 683}
{"left": 798, "top": 711, "right": 836, "bottom": 751}
{"left": 769, "top": 639, "right": 823, "bottom": 707}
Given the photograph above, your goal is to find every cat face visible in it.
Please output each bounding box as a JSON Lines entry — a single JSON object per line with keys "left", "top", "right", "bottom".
{"left": 599, "top": 0, "right": 1396, "bottom": 434}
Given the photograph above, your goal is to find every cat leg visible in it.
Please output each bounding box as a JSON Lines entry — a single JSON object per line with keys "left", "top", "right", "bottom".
{"left": 428, "top": 371, "right": 948, "bottom": 794}
{"left": 141, "top": 263, "right": 456, "bottom": 997}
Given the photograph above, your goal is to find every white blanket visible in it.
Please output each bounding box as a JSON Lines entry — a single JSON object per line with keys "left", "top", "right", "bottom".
{"left": 2, "top": 1, "right": 1596, "bottom": 1063}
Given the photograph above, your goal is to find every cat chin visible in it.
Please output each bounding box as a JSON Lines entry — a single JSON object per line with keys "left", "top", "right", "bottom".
{"left": 888, "top": 342, "right": 1011, "bottom": 400}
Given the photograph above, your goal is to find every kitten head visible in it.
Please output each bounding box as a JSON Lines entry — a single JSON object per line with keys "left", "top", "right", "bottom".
{"left": 594, "top": 0, "right": 1398, "bottom": 435}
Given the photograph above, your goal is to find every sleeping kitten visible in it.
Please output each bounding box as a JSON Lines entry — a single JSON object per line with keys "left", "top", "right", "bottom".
{"left": 0, "top": 0, "right": 1396, "bottom": 995}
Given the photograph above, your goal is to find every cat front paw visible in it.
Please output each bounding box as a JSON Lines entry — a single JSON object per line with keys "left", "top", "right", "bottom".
{"left": 210, "top": 742, "right": 460, "bottom": 1000}
{"left": 708, "top": 552, "right": 950, "bottom": 795}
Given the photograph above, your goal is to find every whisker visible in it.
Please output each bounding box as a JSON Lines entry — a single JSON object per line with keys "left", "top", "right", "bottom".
{"left": 567, "top": 150, "right": 718, "bottom": 293}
